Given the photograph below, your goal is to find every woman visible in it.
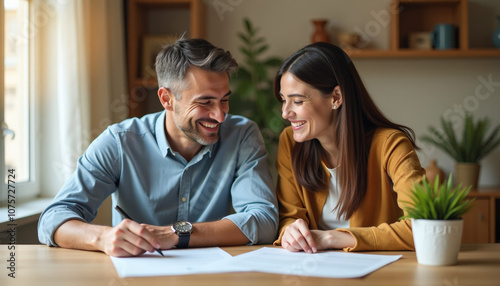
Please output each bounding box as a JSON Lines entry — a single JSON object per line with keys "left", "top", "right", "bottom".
{"left": 273, "top": 42, "right": 425, "bottom": 253}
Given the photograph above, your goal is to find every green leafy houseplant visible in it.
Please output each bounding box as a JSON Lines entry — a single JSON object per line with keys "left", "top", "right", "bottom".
{"left": 401, "top": 174, "right": 475, "bottom": 220}
{"left": 421, "top": 113, "right": 500, "bottom": 189}
{"left": 402, "top": 174, "right": 476, "bottom": 266}
{"left": 421, "top": 114, "right": 500, "bottom": 163}
{"left": 230, "top": 18, "right": 285, "bottom": 150}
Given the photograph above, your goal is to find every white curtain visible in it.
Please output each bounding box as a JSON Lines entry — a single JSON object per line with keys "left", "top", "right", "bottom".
{"left": 56, "top": 0, "right": 91, "bottom": 174}
{"left": 35, "top": 0, "right": 127, "bottom": 198}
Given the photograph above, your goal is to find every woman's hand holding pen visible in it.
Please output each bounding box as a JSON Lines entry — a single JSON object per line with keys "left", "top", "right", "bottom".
{"left": 97, "top": 219, "right": 162, "bottom": 257}
{"left": 281, "top": 219, "right": 355, "bottom": 253}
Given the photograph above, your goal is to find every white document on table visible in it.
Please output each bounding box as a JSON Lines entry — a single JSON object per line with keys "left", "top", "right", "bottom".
{"left": 111, "top": 247, "right": 401, "bottom": 278}
{"left": 110, "top": 247, "right": 233, "bottom": 277}
{"left": 206, "top": 247, "right": 402, "bottom": 279}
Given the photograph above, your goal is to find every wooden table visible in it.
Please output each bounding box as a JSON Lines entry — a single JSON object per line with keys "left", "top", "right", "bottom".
{"left": 1, "top": 244, "right": 499, "bottom": 286}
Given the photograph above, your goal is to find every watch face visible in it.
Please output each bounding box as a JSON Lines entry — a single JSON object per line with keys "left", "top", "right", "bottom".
{"left": 173, "top": 221, "right": 193, "bottom": 233}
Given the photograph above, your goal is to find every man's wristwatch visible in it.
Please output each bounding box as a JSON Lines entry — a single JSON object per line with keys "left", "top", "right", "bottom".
{"left": 171, "top": 221, "right": 193, "bottom": 248}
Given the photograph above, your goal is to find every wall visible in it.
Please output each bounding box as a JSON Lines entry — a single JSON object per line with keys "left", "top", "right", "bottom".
{"left": 206, "top": 0, "right": 500, "bottom": 188}
{"left": 0, "top": 221, "right": 39, "bottom": 244}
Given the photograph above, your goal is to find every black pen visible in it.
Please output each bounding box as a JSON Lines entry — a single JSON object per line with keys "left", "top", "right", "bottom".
{"left": 114, "top": 205, "right": 164, "bottom": 256}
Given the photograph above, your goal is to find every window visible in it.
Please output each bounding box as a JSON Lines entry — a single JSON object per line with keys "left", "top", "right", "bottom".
{"left": 1, "top": 0, "right": 38, "bottom": 203}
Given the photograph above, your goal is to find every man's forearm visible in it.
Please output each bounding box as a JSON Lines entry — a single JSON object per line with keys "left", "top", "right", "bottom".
{"left": 55, "top": 219, "right": 162, "bottom": 256}
{"left": 55, "top": 218, "right": 250, "bottom": 254}
{"left": 144, "top": 219, "right": 250, "bottom": 249}
{"left": 190, "top": 219, "right": 250, "bottom": 247}
{"left": 53, "top": 220, "right": 107, "bottom": 252}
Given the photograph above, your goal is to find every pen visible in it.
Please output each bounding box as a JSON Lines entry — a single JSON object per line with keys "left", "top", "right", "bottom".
{"left": 114, "top": 205, "right": 164, "bottom": 256}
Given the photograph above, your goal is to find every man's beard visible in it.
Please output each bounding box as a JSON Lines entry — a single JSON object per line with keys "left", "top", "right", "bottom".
{"left": 174, "top": 117, "right": 220, "bottom": 146}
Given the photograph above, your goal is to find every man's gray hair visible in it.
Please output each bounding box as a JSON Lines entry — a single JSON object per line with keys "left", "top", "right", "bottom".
{"left": 155, "top": 38, "right": 238, "bottom": 99}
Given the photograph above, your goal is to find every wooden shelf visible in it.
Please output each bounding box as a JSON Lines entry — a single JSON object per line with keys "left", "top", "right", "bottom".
{"left": 346, "top": 48, "right": 500, "bottom": 59}
{"left": 393, "top": 0, "right": 468, "bottom": 50}
{"left": 126, "top": 0, "right": 205, "bottom": 118}
{"left": 346, "top": 0, "right": 500, "bottom": 59}
{"left": 132, "top": 77, "right": 158, "bottom": 88}
{"left": 463, "top": 189, "right": 500, "bottom": 244}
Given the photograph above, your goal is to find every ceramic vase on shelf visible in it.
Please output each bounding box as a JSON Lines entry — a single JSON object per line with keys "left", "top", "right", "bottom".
{"left": 425, "top": 160, "right": 445, "bottom": 184}
{"left": 493, "top": 15, "right": 500, "bottom": 48}
{"left": 311, "top": 19, "right": 330, "bottom": 43}
{"left": 455, "top": 163, "right": 480, "bottom": 190}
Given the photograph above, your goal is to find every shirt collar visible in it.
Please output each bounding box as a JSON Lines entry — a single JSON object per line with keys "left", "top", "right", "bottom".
{"left": 155, "top": 110, "right": 216, "bottom": 158}
{"left": 155, "top": 111, "right": 170, "bottom": 157}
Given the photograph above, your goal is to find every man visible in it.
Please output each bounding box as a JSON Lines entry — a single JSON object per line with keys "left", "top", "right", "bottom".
{"left": 38, "top": 38, "right": 278, "bottom": 257}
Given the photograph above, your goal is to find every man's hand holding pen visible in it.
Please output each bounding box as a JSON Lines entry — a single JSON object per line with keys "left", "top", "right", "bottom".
{"left": 97, "top": 219, "right": 163, "bottom": 257}
{"left": 142, "top": 224, "right": 180, "bottom": 250}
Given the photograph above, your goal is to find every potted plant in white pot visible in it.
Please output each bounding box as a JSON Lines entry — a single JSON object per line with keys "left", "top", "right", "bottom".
{"left": 401, "top": 175, "right": 475, "bottom": 266}
{"left": 421, "top": 113, "right": 500, "bottom": 189}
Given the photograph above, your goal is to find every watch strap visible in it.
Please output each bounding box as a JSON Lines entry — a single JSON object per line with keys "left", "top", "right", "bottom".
{"left": 177, "top": 233, "right": 190, "bottom": 249}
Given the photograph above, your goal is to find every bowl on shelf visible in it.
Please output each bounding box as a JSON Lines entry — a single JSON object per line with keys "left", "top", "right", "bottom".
{"left": 337, "top": 32, "right": 360, "bottom": 48}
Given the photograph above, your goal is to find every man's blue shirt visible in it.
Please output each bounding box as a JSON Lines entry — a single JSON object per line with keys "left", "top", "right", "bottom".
{"left": 38, "top": 111, "right": 278, "bottom": 245}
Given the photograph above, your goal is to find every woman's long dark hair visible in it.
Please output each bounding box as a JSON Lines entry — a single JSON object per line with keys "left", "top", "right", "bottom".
{"left": 273, "top": 42, "right": 417, "bottom": 219}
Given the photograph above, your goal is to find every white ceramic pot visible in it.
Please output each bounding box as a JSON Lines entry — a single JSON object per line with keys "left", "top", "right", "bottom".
{"left": 411, "top": 218, "right": 463, "bottom": 266}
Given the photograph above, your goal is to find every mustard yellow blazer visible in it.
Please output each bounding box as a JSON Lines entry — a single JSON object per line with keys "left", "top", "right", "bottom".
{"left": 273, "top": 127, "right": 425, "bottom": 251}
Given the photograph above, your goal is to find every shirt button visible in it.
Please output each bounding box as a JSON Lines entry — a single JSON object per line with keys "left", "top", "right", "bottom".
{"left": 181, "top": 197, "right": 187, "bottom": 202}
{"left": 185, "top": 167, "right": 189, "bottom": 171}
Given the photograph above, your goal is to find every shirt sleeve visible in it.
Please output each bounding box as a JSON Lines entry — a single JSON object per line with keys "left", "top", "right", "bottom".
{"left": 272, "top": 128, "right": 305, "bottom": 245}
{"left": 37, "top": 128, "right": 120, "bottom": 246}
{"left": 338, "top": 131, "right": 425, "bottom": 251}
{"left": 222, "top": 121, "right": 279, "bottom": 244}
